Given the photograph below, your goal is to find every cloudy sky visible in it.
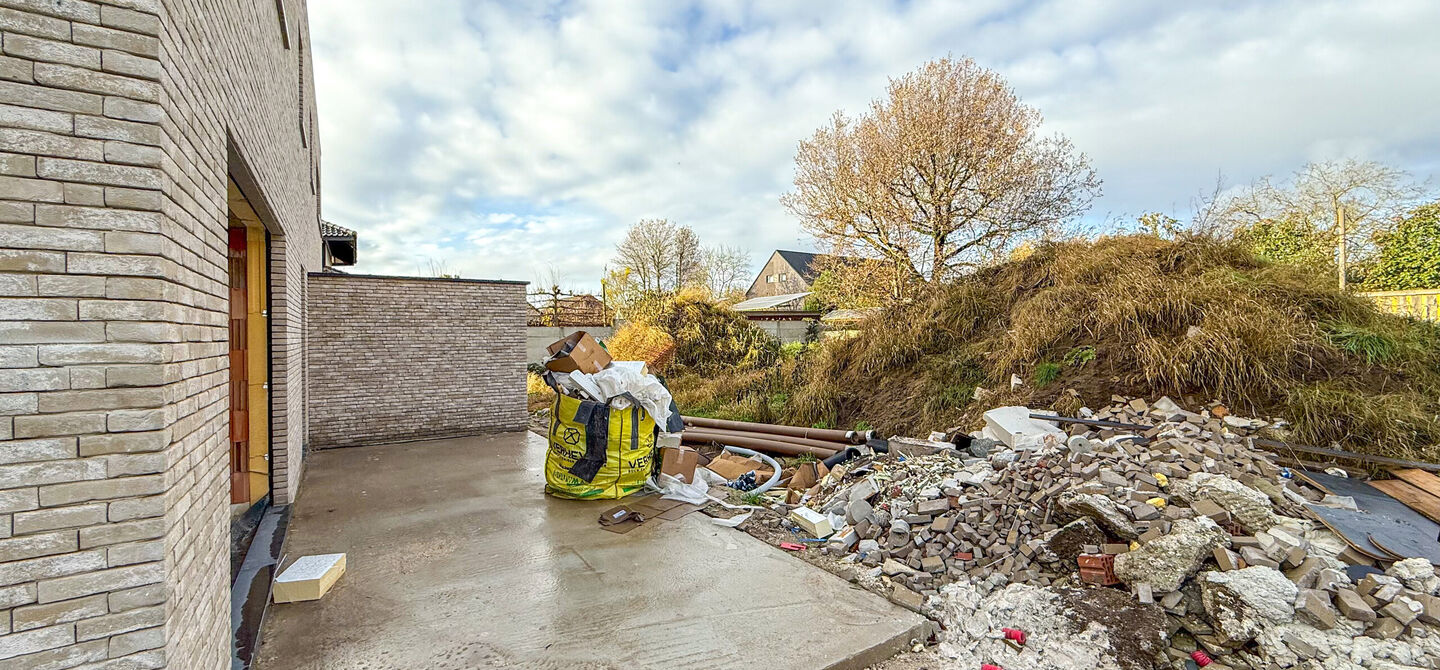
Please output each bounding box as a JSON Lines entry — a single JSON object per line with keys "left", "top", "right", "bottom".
{"left": 309, "top": 0, "right": 1440, "bottom": 292}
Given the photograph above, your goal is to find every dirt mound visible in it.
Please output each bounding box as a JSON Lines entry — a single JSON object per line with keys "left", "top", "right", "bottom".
{"left": 780, "top": 235, "right": 1440, "bottom": 462}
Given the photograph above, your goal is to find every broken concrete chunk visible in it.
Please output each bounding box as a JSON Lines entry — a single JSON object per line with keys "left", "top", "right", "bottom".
{"left": 1201, "top": 567, "right": 1297, "bottom": 644}
{"left": 1386, "top": 556, "right": 1440, "bottom": 595}
{"left": 1114, "top": 518, "right": 1228, "bottom": 592}
{"left": 1058, "top": 491, "right": 1139, "bottom": 540}
{"left": 1179, "top": 473, "right": 1279, "bottom": 533}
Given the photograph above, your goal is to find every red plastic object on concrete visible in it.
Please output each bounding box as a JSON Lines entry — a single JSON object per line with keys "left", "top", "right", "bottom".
{"left": 1191, "top": 650, "right": 1213, "bottom": 667}
{"left": 981, "top": 665, "right": 1004, "bottom": 670}
{"left": 1001, "top": 628, "right": 1027, "bottom": 645}
{"left": 779, "top": 542, "right": 806, "bottom": 551}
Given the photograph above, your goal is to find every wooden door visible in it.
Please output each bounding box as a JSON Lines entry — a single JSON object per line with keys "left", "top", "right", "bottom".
{"left": 229, "top": 227, "right": 250, "bottom": 504}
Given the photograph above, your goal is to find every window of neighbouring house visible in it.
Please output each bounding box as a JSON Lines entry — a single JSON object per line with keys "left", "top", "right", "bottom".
{"left": 766, "top": 275, "right": 776, "bottom": 283}
{"left": 780, "top": 273, "right": 788, "bottom": 281}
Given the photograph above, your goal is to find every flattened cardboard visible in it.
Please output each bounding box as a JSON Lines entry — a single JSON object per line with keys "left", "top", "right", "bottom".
{"left": 704, "top": 453, "right": 774, "bottom": 481}
{"left": 657, "top": 503, "right": 703, "bottom": 520}
{"left": 629, "top": 497, "right": 683, "bottom": 519}
{"left": 545, "top": 331, "right": 613, "bottom": 374}
{"left": 598, "top": 505, "right": 647, "bottom": 534}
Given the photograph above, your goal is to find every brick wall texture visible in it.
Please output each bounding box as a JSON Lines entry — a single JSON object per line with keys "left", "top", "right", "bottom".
{"left": 0, "top": 0, "right": 321, "bottom": 667}
{"left": 307, "top": 274, "right": 528, "bottom": 449}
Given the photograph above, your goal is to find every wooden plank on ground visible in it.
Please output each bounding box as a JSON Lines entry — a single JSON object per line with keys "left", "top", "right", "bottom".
{"left": 1255, "top": 438, "right": 1440, "bottom": 472}
{"left": 1369, "top": 479, "right": 1440, "bottom": 525}
{"left": 1391, "top": 468, "right": 1440, "bottom": 499}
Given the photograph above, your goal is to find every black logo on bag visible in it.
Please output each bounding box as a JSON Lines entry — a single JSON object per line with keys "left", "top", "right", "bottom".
{"left": 560, "top": 426, "right": 582, "bottom": 446}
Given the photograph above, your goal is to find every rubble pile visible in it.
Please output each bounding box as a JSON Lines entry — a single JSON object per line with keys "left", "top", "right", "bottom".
{"left": 766, "top": 396, "right": 1440, "bottom": 669}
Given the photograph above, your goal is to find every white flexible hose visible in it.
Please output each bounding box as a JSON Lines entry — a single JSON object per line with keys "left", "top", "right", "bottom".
{"left": 719, "top": 445, "right": 783, "bottom": 494}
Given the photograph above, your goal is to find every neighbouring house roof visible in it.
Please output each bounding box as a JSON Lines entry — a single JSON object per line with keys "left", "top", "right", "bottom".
{"left": 820, "top": 307, "right": 882, "bottom": 323}
{"left": 320, "top": 220, "right": 357, "bottom": 267}
{"left": 527, "top": 294, "right": 612, "bottom": 327}
{"left": 775, "top": 250, "right": 828, "bottom": 284}
{"left": 732, "top": 292, "right": 812, "bottom": 311}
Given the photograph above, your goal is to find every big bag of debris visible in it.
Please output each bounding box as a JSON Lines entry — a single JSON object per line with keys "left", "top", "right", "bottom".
{"left": 544, "top": 389, "right": 657, "bottom": 499}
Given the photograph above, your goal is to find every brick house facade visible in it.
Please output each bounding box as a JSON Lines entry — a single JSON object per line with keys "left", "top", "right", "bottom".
{"left": 0, "top": 0, "right": 321, "bottom": 667}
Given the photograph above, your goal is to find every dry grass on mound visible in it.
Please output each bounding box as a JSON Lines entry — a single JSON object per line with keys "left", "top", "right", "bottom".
{"left": 680, "top": 235, "right": 1440, "bottom": 463}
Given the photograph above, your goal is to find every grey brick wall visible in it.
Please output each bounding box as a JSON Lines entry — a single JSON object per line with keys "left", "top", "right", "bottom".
{"left": 307, "top": 274, "right": 528, "bottom": 449}
{"left": 0, "top": 0, "right": 322, "bottom": 667}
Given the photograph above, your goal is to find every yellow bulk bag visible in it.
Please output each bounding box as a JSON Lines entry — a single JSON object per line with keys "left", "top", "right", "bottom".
{"left": 545, "top": 391, "right": 656, "bottom": 499}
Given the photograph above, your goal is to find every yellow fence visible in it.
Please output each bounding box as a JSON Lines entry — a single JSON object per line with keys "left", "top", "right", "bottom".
{"left": 1360, "top": 289, "right": 1440, "bottom": 321}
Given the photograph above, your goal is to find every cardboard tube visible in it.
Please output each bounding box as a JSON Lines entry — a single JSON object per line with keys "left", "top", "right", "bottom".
{"left": 681, "top": 427, "right": 850, "bottom": 453}
{"left": 681, "top": 416, "right": 861, "bottom": 444}
{"left": 681, "top": 431, "right": 836, "bottom": 458}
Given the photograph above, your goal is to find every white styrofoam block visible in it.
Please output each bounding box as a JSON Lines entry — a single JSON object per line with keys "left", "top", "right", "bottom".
{"left": 982, "top": 406, "right": 1066, "bottom": 449}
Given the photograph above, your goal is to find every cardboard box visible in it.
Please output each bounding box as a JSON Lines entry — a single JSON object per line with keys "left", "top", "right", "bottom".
{"left": 660, "top": 446, "right": 699, "bottom": 484}
{"left": 544, "top": 331, "right": 613, "bottom": 374}
{"left": 273, "top": 553, "right": 346, "bottom": 603}
{"left": 787, "top": 461, "right": 830, "bottom": 491}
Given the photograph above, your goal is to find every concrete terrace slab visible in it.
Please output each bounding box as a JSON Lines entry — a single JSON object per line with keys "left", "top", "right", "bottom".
{"left": 255, "top": 432, "right": 926, "bottom": 670}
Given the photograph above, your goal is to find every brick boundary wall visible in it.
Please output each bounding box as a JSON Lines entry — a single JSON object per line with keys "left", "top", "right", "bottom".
{"left": 306, "top": 273, "right": 528, "bottom": 449}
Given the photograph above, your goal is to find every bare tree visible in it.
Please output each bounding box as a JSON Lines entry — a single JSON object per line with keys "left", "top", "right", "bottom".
{"left": 782, "top": 56, "right": 1101, "bottom": 284}
{"left": 1216, "top": 160, "right": 1428, "bottom": 288}
{"left": 613, "top": 218, "right": 676, "bottom": 292}
{"left": 699, "top": 245, "right": 751, "bottom": 299}
{"left": 673, "top": 225, "right": 702, "bottom": 289}
{"left": 1188, "top": 172, "right": 1229, "bottom": 236}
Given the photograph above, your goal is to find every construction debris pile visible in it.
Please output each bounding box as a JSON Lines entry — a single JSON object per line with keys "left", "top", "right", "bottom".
{"left": 754, "top": 397, "right": 1440, "bottom": 669}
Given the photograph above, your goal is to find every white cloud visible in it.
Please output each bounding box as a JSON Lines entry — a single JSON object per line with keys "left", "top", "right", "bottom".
{"left": 310, "top": 0, "right": 1440, "bottom": 291}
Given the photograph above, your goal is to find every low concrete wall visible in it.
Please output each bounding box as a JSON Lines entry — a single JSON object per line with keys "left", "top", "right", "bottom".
{"left": 308, "top": 273, "right": 529, "bottom": 448}
{"left": 1361, "top": 289, "right": 1439, "bottom": 321}
{"left": 527, "top": 326, "right": 615, "bottom": 363}
{"left": 750, "top": 319, "right": 813, "bottom": 344}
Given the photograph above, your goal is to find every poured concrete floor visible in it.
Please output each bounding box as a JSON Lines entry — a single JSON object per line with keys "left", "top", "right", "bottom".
{"left": 255, "top": 432, "right": 926, "bottom": 670}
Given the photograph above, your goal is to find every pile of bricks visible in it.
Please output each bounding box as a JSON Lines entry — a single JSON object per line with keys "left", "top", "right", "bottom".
{"left": 784, "top": 396, "right": 1440, "bottom": 666}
